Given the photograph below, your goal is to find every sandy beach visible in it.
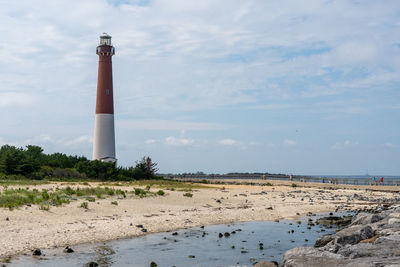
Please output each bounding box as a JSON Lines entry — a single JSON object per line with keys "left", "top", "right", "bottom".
{"left": 1, "top": 180, "right": 399, "bottom": 260}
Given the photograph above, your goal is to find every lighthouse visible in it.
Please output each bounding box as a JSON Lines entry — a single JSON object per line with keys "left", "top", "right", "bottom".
{"left": 92, "top": 33, "right": 116, "bottom": 163}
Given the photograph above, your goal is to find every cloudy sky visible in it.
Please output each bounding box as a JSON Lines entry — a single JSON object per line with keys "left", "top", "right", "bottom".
{"left": 0, "top": 0, "right": 399, "bottom": 175}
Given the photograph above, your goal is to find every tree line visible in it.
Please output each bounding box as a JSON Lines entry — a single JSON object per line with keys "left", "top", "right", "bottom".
{"left": 0, "top": 145, "right": 158, "bottom": 180}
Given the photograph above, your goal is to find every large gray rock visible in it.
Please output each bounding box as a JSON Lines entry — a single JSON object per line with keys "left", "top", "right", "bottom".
{"left": 388, "top": 218, "right": 400, "bottom": 225}
{"left": 280, "top": 247, "right": 344, "bottom": 267}
{"left": 340, "top": 257, "right": 400, "bottom": 267}
{"left": 335, "top": 225, "right": 374, "bottom": 246}
{"left": 337, "top": 240, "right": 400, "bottom": 259}
{"left": 375, "top": 233, "right": 400, "bottom": 244}
{"left": 388, "top": 212, "right": 400, "bottom": 219}
{"left": 351, "top": 213, "right": 383, "bottom": 226}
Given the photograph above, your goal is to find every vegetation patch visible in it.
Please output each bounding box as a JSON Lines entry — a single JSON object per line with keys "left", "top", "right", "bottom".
{"left": 0, "top": 185, "right": 140, "bottom": 210}
{"left": 80, "top": 201, "right": 89, "bottom": 209}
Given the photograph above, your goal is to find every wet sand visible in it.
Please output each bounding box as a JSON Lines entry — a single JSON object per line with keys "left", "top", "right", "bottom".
{"left": 0, "top": 180, "right": 398, "bottom": 260}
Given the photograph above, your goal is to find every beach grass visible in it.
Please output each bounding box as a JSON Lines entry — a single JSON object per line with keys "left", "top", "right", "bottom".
{"left": 0, "top": 186, "right": 138, "bottom": 210}
{"left": 0, "top": 178, "right": 209, "bottom": 210}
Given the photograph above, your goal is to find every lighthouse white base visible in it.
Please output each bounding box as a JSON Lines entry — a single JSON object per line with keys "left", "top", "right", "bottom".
{"left": 92, "top": 113, "right": 116, "bottom": 162}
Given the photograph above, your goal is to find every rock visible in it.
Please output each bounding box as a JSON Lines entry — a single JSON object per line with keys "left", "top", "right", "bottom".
{"left": 314, "top": 235, "right": 334, "bottom": 248}
{"left": 5, "top": 217, "right": 9, "bottom": 221}
{"left": 335, "top": 225, "right": 374, "bottom": 246}
{"left": 388, "top": 218, "right": 400, "bottom": 224}
{"left": 281, "top": 247, "right": 344, "bottom": 267}
{"left": 150, "top": 262, "right": 157, "bottom": 267}
{"left": 388, "top": 212, "right": 400, "bottom": 219}
{"left": 63, "top": 246, "right": 74, "bottom": 253}
{"left": 224, "top": 232, "right": 230, "bottom": 237}
{"left": 282, "top": 205, "right": 400, "bottom": 266}
{"left": 218, "top": 233, "right": 223, "bottom": 238}
{"left": 172, "top": 232, "right": 178, "bottom": 236}
{"left": 351, "top": 213, "right": 383, "bottom": 226}
{"left": 337, "top": 238, "right": 400, "bottom": 259}
{"left": 85, "top": 262, "right": 99, "bottom": 267}
{"left": 188, "top": 255, "right": 195, "bottom": 258}
{"left": 32, "top": 249, "right": 42, "bottom": 256}
{"left": 252, "top": 260, "right": 279, "bottom": 267}
{"left": 136, "top": 224, "right": 143, "bottom": 228}
{"left": 141, "top": 228, "right": 147, "bottom": 232}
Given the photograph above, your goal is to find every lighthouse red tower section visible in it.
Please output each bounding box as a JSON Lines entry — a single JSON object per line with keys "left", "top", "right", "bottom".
{"left": 92, "top": 34, "right": 116, "bottom": 163}
{"left": 96, "top": 44, "right": 114, "bottom": 114}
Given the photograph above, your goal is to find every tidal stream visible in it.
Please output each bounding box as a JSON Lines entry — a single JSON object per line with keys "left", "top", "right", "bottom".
{"left": 10, "top": 212, "right": 349, "bottom": 267}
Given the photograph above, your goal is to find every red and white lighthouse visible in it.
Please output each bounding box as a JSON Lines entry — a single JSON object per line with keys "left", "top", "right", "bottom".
{"left": 92, "top": 33, "right": 116, "bottom": 163}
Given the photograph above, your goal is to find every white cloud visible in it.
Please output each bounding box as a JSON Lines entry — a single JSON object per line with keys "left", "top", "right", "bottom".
{"left": 219, "top": 139, "right": 240, "bottom": 146}
{"left": 64, "top": 135, "right": 93, "bottom": 146}
{"left": 383, "top": 142, "right": 397, "bottom": 148}
{"left": 165, "top": 136, "right": 194, "bottom": 146}
{"left": 283, "top": 139, "right": 296, "bottom": 147}
{"left": 0, "top": 92, "right": 36, "bottom": 108}
{"left": 331, "top": 140, "right": 359, "bottom": 150}
{"left": 144, "top": 139, "right": 158, "bottom": 144}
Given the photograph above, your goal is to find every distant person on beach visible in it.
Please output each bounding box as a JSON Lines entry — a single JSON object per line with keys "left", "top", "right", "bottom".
{"left": 373, "top": 177, "right": 376, "bottom": 185}
{"left": 380, "top": 177, "right": 384, "bottom": 185}
{"left": 289, "top": 174, "right": 293, "bottom": 181}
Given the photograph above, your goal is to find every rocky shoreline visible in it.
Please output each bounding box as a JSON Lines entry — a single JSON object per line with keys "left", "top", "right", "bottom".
{"left": 278, "top": 204, "right": 400, "bottom": 267}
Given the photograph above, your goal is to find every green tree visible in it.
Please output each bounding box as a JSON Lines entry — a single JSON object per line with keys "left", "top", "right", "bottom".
{"left": 135, "top": 156, "right": 158, "bottom": 179}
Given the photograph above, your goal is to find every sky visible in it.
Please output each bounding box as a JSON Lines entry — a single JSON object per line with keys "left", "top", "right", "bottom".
{"left": 0, "top": 0, "right": 399, "bottom": 175}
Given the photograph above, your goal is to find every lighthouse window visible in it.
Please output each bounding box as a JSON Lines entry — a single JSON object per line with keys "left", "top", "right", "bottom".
{"left": 106, "top": 89, "right": 110, "bottom": 95}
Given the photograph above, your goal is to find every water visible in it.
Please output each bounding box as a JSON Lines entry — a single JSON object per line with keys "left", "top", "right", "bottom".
{"left": 10, "top": 212, "right": 348, "bottom": 267}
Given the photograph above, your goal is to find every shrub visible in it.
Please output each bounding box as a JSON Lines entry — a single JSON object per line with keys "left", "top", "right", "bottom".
{"left": 80, "top": 201, "right": 88, "bottom": 209}
{"left": 134, "top": 188, "right": 146, "bottom": 196}
{"left": 39, "top": 202, "right": 50, "bottom": 211}
{"left": 41, "top": 190, "right": 50, "bottom": 200}
{"left": 183, "top": 193, "right": 193, "bottom": 197}
{"left": 291, "top": 183, "right": 297, "bottom": 188}
{"left": 157, "top": 190, "right": 165, "bottom": 196}
{"left": 116, "top": 189, "right": 126, "bottom": 198}
{"left": 65, "top": 186, "right": 75, "bottom": 195}
{"left": 111, "top": 201, "right": 118, "bottom": 205}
